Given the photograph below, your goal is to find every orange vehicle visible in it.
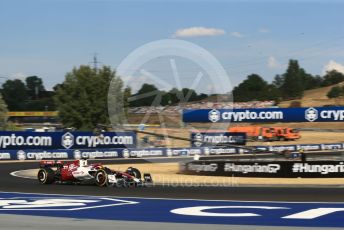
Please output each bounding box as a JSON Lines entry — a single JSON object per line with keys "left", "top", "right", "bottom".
{"left": 272, "top": 127, "right": 301, "bottom": 141}
{"left": 228, "top": 126, "right": 276, "bottom": 141}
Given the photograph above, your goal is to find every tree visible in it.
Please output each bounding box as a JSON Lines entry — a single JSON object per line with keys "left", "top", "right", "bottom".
{"left": 280, "top": 60, "right": 305, "bottom": 99}
{"left": 1, "top": 76, "right": 55, "bottom": 111}
{"left": 273, "top": 61, "right": 325, "bottom": 99}
{"left": 197, "top": 93, "right": 208, "bottom": 101}
{"left": 168, "top": 88, "right": 181, "bottom": 104}
{"left": 302, "top": 72, "right": 321, "bottom": 90}
{"left": 130, "top": 84, "right": 159, "bottom": 107}
{"left": 54, "top": 65, "right": 122, "bottom": 130}
{"left": 322, "top": 70, "right": 344, "bottom": 86}
{"left": 161, "top": 91, "right": 172, "bottom": 105}
{"left": 181, "top": 88, "right": 198, "bottom": 101}
{"left": 0, "top": 94, "right": 8, "bottom": 129}
{"left": 233, "top": 74, "right": 272, "bottom": 102}
{"left": 26, "top": 76, "right": 45, "bottom": 99}
{"left": 272, "top": 74, "right": 284, "bottom": 89}
{"left": 1, "top": 79, "right": 28, "bottom": 111}
{"left": 123, "top": 86, "right": 131, "bottom": 117}
{"left": 265, "top": 84, "right": 281, "bottom": 102}
{"left": 327, "top": 86, "right": 344, "bottom": 98}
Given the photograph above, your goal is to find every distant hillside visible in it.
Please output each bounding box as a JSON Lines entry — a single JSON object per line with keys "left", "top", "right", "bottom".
{"left": 278, "top": 82, "right": 344, "bottom": 108}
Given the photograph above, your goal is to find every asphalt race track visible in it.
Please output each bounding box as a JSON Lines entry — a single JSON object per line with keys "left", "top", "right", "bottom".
{"left": 2, "top": 161, "right": 344, "bottom": 230}
{"left": 1, "top": 161, "right": 344, "bottom": 201}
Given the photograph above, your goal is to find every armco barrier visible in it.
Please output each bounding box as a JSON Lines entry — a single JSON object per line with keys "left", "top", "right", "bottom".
{"left": 0, "top": 148, "right": 203, "bottom": 161}
{"left": 0, "top": 131, "right": 136, "bottom": 149}
{"left": 1, "top": 142, "right": 344, "bottom": 161}
{"left": 254, "top": 143, "right": 344, "bottom": 152}
{"left": 183, "top": 106, "right": 344, "bottom": 123}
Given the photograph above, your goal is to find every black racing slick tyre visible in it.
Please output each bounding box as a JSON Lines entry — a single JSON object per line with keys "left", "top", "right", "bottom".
{"left": 95, "top": 169, "right": 108, "bottom": 187}
{"left": 37, "top": 168, "right": 55, "bottom": 184}
{"left": 126, "top": 167, "right": 141, "bottom": 179}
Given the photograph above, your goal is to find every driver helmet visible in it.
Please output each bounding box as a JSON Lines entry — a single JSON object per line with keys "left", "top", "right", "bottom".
{"left": 79, "top": 159, "right": 88, "bottom": 167}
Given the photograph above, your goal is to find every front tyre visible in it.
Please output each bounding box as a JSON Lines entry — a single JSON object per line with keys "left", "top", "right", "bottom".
{"left": 126, "top": 167, "right": 141, "bottom": 179}
{"left": 37, "top": 168, "right": 55, "bottom": 184}
{"left": 95, "top": 169, "right": 108, "bottom": 187}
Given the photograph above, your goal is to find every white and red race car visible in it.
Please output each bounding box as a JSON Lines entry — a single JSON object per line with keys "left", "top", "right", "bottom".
{"left": 37, "top": 159, "right": 153, "bottom": 187}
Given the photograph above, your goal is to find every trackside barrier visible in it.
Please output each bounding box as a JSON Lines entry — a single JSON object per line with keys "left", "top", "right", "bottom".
{"left": 0, "top": 143, "right": 344, "bottom": 160}
{"left": 0, "top": 131, "right": 136, "bottom": 149}
{"left": 183, "top": 106, "right": 344, "bottom": 123}
{"left": 254, "top": 143, "right": 344, "bottom": 152}
{"left": 190, "top": 132, "right": 246, "bottom": 147}
{"left": 181, "top": 160, "right": 344, "bottom": 178}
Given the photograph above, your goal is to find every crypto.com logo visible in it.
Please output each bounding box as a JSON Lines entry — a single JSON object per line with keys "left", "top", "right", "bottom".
{"left": 305, "top": 107, "right": 318, "bottom": 122}
{"left": 193, "top": 133, "right": 203, "bottom": 147}
{"left": 108, "top": 39, "right": 232, "bottom": 145}
{"left": 61, "top": 132, "right": 74, "bottom": 149}
{"left": 208, "top": 109, "right": 221, "bottom": 123}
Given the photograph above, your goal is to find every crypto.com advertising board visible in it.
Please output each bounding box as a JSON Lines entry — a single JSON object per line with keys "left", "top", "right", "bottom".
{"left": 183, "top": 106, "right": 344, "bottom": 123}
{"left": 190, "top": 132, "right": 246, "bottom": 147}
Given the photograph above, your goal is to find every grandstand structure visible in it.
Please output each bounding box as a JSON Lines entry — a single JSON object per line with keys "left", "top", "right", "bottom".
{"left": 7, "top": 111, "right": 61, "bottom": 129}
{"left": 128, "top": 101, "right": 276, "bottom": 114}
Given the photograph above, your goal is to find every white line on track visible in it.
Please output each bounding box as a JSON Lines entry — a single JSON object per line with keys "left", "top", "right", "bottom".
{"left": 10, "top": 169, "right": 36, "bottom": 180}
{"left": 2, "top": 190, "right": 344, "bottom": 204}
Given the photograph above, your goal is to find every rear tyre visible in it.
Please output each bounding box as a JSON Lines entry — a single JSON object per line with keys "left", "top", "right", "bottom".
{"left": 126, "top": 167, "right": 141, "bottom": 179}
{"left": 95, "top": 169, "right": 108, "bottom": 187}
{"left": 37, "top": 168, "right": 55, "bottom": 184}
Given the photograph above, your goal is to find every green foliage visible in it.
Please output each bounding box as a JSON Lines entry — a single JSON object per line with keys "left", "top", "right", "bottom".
{"left": 1, "top": 79, "right": 28, "bottom": 111}
{"left": 272, "top": 60, "right": 328, "bottom": 101}
{"left": 233, "top": 74, "right": 278, "bottom": 102}
{"left": 5, "top": 121, "right": 21, "bottom": 131}
{"left": 1, "top": 76, "right": 55, "bottom": 111}
{"left": 0, "top": 94, "right": 8, "bottom": 129}
{"left": 303, "top": 74, "right": 323, "bottom": 90}
{"left": 130, "top": 84, "right": 159, "bottom": 107}
{"left": 181, "top": 88, "right": 198, "bottom": 101}
{"left": 322, "top": 70, "right": 344, "bottom": 86}
{"left": 129, "top": 85, "right": 209, "bottom": 106}
{"left": 327, "top": 86, "right": 344, "bottom": 98}
{"left": 280, "top": 60, "right": 304, "bottom": 99}
{"left": 26, "top": 76, "right": 45, "bottom": 99}
{"left": 168, "top": 88, "right": 181, "bottom": 104}
{"left": 123, "top": 86, "right": 131, "bottom": 117}
{"left": 233, "top": 59, "right": 342, "bottom": 102}
{"left": 54, "top": 65, "right": 121, "bottom": 130}
{"left": 272, "top": 74, "right": 284, "bottom": 89}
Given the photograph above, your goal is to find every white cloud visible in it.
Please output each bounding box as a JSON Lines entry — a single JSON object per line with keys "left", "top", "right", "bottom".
{"left": 10, "top": 72, "right": 27, "bottom": 80}
{"left": 173, "top": 27, "right": 226, "bottom": 38}
{"left": 267, "top": 56, "right": 281, "bottom": 69}
{"left": 259, "top": 28, "right": 270, "bottom": 33}
{"left": 323, "top": 60, "right": 344, "bottom": 74}
{"left": 127, "top": 74, "right": 148, "bottom": 93}
{"left": 230, "top": 31, "right": 244, "bottom": 38}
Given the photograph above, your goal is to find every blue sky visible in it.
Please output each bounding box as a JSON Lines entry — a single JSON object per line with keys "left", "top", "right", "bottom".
{"left": 0, "top": 0, "right": 343, "bottom": 93}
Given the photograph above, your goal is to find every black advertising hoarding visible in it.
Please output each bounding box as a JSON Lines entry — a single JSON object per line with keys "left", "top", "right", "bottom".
{"left": 180, "top": 160, "right": 344, "bottom": 178}
{"left": 191, "top": 132, "right": 246, "bottom": 147}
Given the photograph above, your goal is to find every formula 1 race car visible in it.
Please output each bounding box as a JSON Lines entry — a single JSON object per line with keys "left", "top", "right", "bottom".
{"left": 37, "top": 159, "right": 153, "bottom": 187}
